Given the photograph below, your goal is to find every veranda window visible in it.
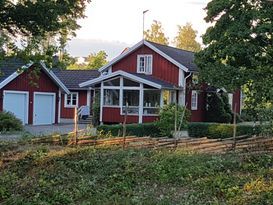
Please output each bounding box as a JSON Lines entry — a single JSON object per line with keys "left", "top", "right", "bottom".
{"left": 143, "top": 90, "right": 160, "bottom": 115}
{"left": 123, "top": 90, "right": 139, "bottom": 114}
{"left": 103, "top": 89, "right": 119, "bottom": 106}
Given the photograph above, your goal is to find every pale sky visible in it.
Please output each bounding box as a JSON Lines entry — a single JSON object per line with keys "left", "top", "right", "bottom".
{"left": 67, "top": 0, "right": 210, "bottom": 59}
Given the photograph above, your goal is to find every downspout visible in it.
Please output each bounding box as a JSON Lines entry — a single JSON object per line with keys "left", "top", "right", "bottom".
{"left": 183, "top": 72, "right": 192, "bottom": 107}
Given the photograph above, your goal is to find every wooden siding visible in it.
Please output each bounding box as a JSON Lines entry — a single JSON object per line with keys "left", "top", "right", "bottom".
{"left": 102, "top": 107, "right": 138, "bottom": 124}
{"left": 0, "top": 67, "right": 59, "bottom": 124}
{"left": 60, "top": 90, "right": 88, "bottom": 119}
{"left": 142, "top": 116, "right": 159, "bottom": 123}
{"left": 232, "top": 89, "right": 241, "bottom": 114}
{"left": 112, "top": 45, "right": 180, "bottom": 86}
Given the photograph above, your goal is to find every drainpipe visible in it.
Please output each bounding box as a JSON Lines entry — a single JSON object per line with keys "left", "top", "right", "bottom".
{"left": 183, "top": 72, "right": 192, "bottom": 107}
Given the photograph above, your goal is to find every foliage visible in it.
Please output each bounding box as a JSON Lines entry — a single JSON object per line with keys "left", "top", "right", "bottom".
{"left": 195, "top": 0, "right": 273, "bottom": 108}
{"left": 68, "top": 50, "right": 108, "bottom": 70}
{"left": 206, "top": 92, "right": 233, "bottom": 123}
{"left": 188, "top": 122, "right": 266, "bottom": 139}
{"left": 0, "top": 111, "right": 23, "bottom": 132}
{"left": 1, "top": 144, "right": 273, "bottom": 204}
{"left": 156, "top": 104, "right": 190, "bottom": 137}
{"left": 92, "top": 91, "right": 101, "bottom": 126}
{"left": 97, "top": 123, "right": 160, "bottom": 137}
{"left": 144, "top": 20, "right": 169, "bottom": 45}
{"left": 174, "top": 22, "right": 201, "bottom": 52}
{"left": 0, "top": 0, "right": 90, "bottom": 68}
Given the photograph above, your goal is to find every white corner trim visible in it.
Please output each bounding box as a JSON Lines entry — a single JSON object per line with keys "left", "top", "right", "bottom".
{"left": 80, "top": 70, "right": 162, "bottom": 89}
{"left": 58, "top": 89, "right": 61, "bottom": 123}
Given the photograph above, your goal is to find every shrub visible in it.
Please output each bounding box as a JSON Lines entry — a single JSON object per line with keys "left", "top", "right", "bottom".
{"left": 156, "top": 104, "right": 190, "bottom": 137}
{"left": 206, "top": 92, "right": 233, "bottom": 123}
{"left": 97, "top": 123, "right": 160, "bottom": 137}
{"left": 0, "top": 111, "right": 23, "bottom": 132}
{"left": 188, "top": 122, "right": 264, "bottom": 139}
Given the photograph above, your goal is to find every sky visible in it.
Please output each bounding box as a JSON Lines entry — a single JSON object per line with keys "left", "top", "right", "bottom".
{"left": 66, "top": 0, "right": 211, "bottom": 60}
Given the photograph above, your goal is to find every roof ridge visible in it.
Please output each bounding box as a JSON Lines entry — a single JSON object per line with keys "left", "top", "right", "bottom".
{"left": 146, "top": 40, "right": 195, "bottom": 54}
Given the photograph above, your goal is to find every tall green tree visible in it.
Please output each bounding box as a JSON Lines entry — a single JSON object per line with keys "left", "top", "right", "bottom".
{"left": 144, "top": 20, "right": 169, "bottom": 45}
{"left": 195, "top": 0, "right": 273, "bottom": 110}
{"left": 0, "top": 0, "right": 91, "bottom": 68}
{"left": 174, "top": 23, "right": 201, "bottom": 52}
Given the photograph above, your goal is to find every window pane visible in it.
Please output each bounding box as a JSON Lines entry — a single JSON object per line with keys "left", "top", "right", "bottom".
{"left": 104, "top": 78, "right": 120, "bottom": 86}
{"left": 123, "top": 90, "right": 139, "bottom": 106}
{"left": 123, "top": 78, "right": 139, "bottom": 87}
{"left": 103, "top": 89, "right": 119, "bottom": 106}
{"left": 144, "top": 90, "right": 160, "bottom": 107}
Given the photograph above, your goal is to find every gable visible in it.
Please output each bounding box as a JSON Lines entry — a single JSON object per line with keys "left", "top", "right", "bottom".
{"left": 112, "top": 45, "right": 180, "bottom": 86}
{"left": 2, "top": 65, "right": 60, "bottom": 92}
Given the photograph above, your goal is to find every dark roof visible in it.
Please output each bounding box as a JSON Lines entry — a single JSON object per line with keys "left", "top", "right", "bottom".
{"left": 129, "top": 73, "right": 177, "bottom": 89}
{"left": 147, "top": 41, "right": 198, "bottom": 72}
{"left": 0, "top": 59, "right": 26, "bottom": 83}
{"left": 53, "top": 69, "right": 100, "bottom": 90}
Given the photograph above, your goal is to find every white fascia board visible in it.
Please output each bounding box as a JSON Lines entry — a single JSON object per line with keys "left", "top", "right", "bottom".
{"left": 98, "top": 40, "right": 144, "bottom": 72}
{"left": 0, "top": 62, "right": 34, "bottom": 89}
{"left": 80, "top": 70, "right": 162, "bottom": 89}
{"left": 39, "top": 61, "right": 70, "bottom": 94}
{"left": 144, "top": 41, "right": 189, "bottom": 72}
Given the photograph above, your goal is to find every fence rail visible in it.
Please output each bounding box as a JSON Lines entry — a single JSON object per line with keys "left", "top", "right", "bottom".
{"left": 30, "top": 134, "right": 273, "bottom": 154}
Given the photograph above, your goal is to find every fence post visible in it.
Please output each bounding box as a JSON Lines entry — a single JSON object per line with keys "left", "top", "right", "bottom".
{"left": 74, "top": 107, "right": 79, "bottom": 145}
{"left": 123, "top": 102, "right": 128, "bottom": 149}
{"left": 233, "top": 103, "right": 237, "bottom": 151}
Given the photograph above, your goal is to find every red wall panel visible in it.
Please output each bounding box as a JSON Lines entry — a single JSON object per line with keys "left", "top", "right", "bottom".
{"left": 232, "top": 90, "right": 241, "bottom": 114}
{"left": 112, "top": 45, "right": 179, "bottom": 86}
{"left": 0, "top": 67, "right": 59, "bottom": 124}
{"left": 60, "top": 90, "right": 88, "bottom": 119}
{"left": 102, "top": 107, "right": 138, "bottom": 124}
{"left": 142, "top": 116, "right": 159, "bottom": 123}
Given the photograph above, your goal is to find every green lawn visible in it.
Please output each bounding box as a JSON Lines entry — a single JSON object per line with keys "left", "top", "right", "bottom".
{"left": 1, "top": 142, "right": 273, "bottom": 205}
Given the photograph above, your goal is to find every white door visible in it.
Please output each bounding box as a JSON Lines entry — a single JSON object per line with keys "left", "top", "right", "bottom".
{"left": 3, "top": 91, "right": 29, "bottom": 124}
{"left": 34, "top": 93, "right": 55, "bottom": 125}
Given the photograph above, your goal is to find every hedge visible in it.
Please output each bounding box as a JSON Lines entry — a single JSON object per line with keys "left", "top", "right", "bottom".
{"left": 97, "top": 123, "right": 161, "bottom": 137}
{"left": 0, "top": 111, "right": 23, "bottom": 132}
{"left": 188, "top": 122, "right": 264, "bottom": 139}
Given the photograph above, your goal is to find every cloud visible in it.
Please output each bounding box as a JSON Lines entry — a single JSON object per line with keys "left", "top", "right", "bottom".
{"left": 66, "top": 39, "right": 130, "bottom": 60}
{"left": 184, "top": 0, "right": 208, "bottom": 6}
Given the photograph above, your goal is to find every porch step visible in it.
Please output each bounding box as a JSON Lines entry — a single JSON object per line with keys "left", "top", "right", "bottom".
{"left": 79, "top": 116, "right": 93, "bottom": 124}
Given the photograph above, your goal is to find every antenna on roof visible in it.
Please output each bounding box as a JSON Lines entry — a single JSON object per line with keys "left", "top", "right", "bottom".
{"left": 143, "top": 10, "right": 149, "bottom": 40}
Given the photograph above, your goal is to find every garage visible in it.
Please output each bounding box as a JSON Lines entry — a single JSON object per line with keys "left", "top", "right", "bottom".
{"left": 33, "top": 92, "right": 56, "bottom": 125}
{"left": 3, "top": 91, "right": 29, "bottom": 124}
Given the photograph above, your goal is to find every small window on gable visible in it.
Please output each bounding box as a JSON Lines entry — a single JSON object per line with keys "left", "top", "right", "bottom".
{"left": 137, "top": 55, "right": 152, "bottom": 74}
{"left": 191, "top": 90, "right": 198, "bottom": 110}
{"left": 65, "top": 92, "right": 79, "bottom": 108}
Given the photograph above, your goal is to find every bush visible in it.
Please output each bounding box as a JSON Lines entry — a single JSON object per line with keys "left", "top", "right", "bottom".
{"left": 188, "top": 122, "right": 263, "bottom": 139}
{"left": 0, "top": 111, "right": 23, "bottom": 132}
{"left": 156, "top": 104, "right": 190, "bottom": 137}
{"left": 206, "top": 92, "right": 233, "bottom": 123}
{"left": 97, "top": 123, "right": 161, "bottom": 137}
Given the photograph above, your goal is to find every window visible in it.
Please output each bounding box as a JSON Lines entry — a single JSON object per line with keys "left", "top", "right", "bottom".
{"left": 143, "top": 90, "right": 160, "bottom": 115}
{"left": 137, "top": 55, "right": 152, "bottom": 74}
{"left": 191, "top": 90, "right": 198, "bottom": 110}
{"left": 123, "top": 90, "right": 139, "bottom": 114}
{"left": 103, "top": 89, "right": 119, "bottom": 106}
{"left": 65, "top": 93, "right": 78, "bottom": 107}
{"left": 228, "top": 93, "right": 233, "bottom": 107}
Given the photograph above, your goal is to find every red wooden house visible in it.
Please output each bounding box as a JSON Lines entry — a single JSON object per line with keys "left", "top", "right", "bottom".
{"left": 80, "top": 40, "right": 242, "bottom": 124}
{"left": 0, "top": 60, "right": 69, "bottom": 125}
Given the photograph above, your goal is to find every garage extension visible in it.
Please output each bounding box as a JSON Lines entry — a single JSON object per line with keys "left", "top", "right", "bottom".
{"left": 0, "top": 59, "right": 69, "bottom": 125}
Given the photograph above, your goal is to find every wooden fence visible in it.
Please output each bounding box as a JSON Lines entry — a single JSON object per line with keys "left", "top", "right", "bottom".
{"left": 31, "top": 134, "right": 273, "bottom": 154}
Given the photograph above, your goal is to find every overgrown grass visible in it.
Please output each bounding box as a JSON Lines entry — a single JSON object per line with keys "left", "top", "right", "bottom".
{"left": 1, "top": 143, "right": 273, "bottom": 204}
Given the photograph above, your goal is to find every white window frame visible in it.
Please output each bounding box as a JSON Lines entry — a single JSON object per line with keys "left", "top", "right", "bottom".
{"left": 64, "top": 92, "right": 79, "bottom": 108}
{"left": 191, "top": 90, "right": 198, "bottom": 110}
{"left": 137, "top": 55, "right": 153, "bottom": 75}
